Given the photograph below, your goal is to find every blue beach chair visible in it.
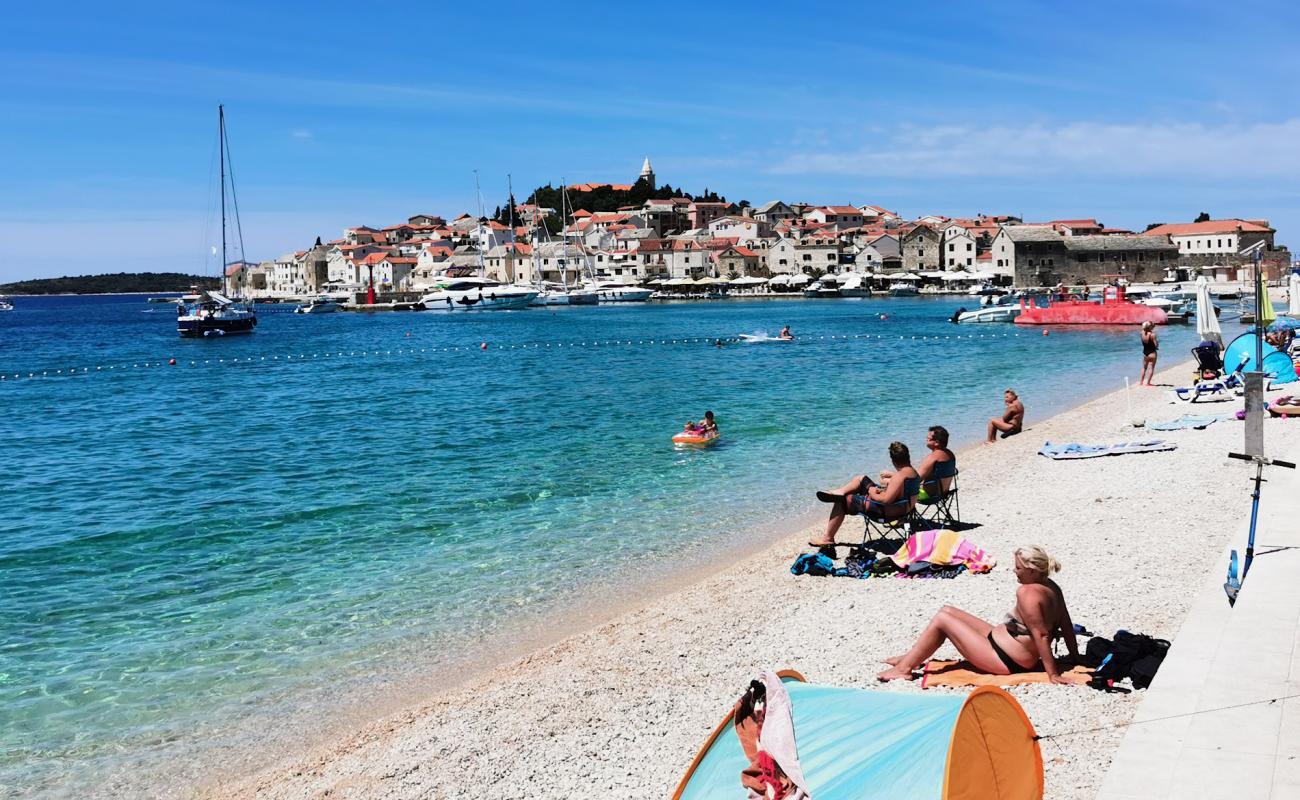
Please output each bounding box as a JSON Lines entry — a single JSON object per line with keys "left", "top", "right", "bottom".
{"left": 916, "top": 461, "right": 959, "bottom": 529}
{"left": 861, "top": 476, "right": 922, "bottom": 544}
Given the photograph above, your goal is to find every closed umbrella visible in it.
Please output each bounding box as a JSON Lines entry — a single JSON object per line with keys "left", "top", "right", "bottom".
{"left": 1288, "top": 272, "right": 1300, "bottom": 316}
{"left": 1257, "top": 264, "right": 1277, "bottom": 330}
{"left": 1195, "top": 276, "right": 1222, "bottom": 347}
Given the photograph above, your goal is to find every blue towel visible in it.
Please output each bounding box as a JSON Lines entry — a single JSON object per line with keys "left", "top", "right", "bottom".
{"left": 1148, "top": 414, "right": 1231, "bottom": 431}
{"left": 1039, "top": 440, "right": 1177, "bottom": 460}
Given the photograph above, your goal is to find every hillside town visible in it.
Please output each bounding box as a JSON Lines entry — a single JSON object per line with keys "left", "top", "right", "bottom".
{"left": 224, "top": 158, "right": 1292, "bottom": 301}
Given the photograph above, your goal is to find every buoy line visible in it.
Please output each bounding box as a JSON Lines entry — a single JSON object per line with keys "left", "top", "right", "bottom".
{"left": 0, "top": 331, "right": 1027, "bottom": 383}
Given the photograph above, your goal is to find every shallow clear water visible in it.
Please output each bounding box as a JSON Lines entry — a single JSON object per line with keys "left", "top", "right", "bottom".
{"left": 0, "top": 295, "right": 1204, "bottom": 795}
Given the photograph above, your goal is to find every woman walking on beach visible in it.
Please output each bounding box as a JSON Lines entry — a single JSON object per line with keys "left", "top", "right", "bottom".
{"left": 1139, "top": 321, "right": 1159, "bottom": 386}
{"left": 877, "top": 545, "right": 1080, "bottom": 683}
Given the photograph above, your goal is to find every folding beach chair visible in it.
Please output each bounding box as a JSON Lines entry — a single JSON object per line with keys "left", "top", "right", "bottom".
{"left": 861, "top": 476, "right": 921, "bottom": 544}
{"left": 916, "top": 461, "right": 959, "bottom": 529}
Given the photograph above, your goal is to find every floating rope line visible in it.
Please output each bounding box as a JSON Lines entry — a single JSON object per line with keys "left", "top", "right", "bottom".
{"left": 0, "top": 331, "right": 1028, "bottom": 383}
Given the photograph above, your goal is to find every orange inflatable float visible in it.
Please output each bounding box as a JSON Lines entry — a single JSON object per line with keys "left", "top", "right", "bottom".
{"left": 672, "top": 431, "right": 720, "bottom": 446}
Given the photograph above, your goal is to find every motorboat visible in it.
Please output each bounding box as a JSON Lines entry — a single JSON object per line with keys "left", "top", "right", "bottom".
{"left": 887, "top": 274, "right": 921, "bottom": 296}
{"left": 966, "top": 283, "right": 1005, "bottom": 297}
{"left": 0, "top": 295, "right": 12, "bottom": 312}
{"left": 1210, "top": 286, "right": 1242, "bottom": 300}
{"left": 838, "top": 272, "right": 872, "bottom": 298}
{"left": 294, "top": 297, "right": 340, "bottom": 314}
{"left": 586, "top": 280, "right": 652, "bottom": 303}
{"left": 955, "top": 294, "right": 1020, "bottom": 323}
{"left": 803, "top": 275, "right": 841, "bottom": 298}
{"left": 420, "top": 278, "right": 537, "bottom": 311}
{"left": 1134, "top": 296, "right": 1192, "bottom": 323}
{"left": 178, "top": 291, "right": 257, "bottom": 337}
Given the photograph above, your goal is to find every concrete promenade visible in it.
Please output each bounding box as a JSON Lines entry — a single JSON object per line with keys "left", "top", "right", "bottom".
{"left": 1098, "top": 439, "right": 1300, "bottom": 799}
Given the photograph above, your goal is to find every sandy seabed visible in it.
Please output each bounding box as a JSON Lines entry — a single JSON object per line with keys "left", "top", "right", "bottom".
{"left": 205, "top": 360, "right": 1300, "bottom": 800}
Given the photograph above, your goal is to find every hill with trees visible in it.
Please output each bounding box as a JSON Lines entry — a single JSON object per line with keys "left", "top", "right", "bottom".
{"left": 492, "top": 177, "right": 745, "bottom": 232}
{"left": 0, "top": 273, "right": 219, "bottom": 295}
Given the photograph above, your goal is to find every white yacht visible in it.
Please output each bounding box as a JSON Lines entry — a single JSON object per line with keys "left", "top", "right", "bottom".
{"left": 887, "top": 274, "right": 921, "bottom": 296}
{"left": 0, "top": 295, "right": 13, "bottom": 312}
{"left": 421, "top": 278, "right": 537, "bottom": 311}
{"left": 294, "top": 297, "right": 340, "bottom": 314}
{"left": 586, "top": 280, "right": 652, "bottom": 303}
{"left": 838, "top": 272, "right": 872, "bottom": 297}
{"left": 803, "top": 275, "right": 841, "bottom": 298}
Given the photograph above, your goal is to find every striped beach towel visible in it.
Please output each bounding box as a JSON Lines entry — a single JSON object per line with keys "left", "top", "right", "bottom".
{"left": 888, "top": 529, "right": 996, "bottom": 574}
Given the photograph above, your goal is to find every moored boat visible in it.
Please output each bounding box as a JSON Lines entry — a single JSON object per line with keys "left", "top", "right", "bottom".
{"left": 294, "top": 297, "right": 340, "bottom": 314}
{"left": 887, "top": 274, "right": 921, "bottom": 296}
{"left": 1014, "top": 285, "right": 1168, "bottom": 325}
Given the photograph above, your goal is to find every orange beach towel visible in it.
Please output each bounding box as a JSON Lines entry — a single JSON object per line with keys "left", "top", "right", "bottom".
{"left": 921, "top": 660, "right": 1092, "bottom": 688}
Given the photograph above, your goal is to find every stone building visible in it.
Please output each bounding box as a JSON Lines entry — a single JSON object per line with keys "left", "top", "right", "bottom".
{"left": 1004, "top": 227, "right": 1179, "bottom": 286}
{"left": 901, "top": 225, "right": 941, "bottom": 273}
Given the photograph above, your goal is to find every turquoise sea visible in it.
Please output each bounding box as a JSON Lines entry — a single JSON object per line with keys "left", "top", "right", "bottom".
{"left": 0, "top": 295, "right": 1205, "bottom": 796}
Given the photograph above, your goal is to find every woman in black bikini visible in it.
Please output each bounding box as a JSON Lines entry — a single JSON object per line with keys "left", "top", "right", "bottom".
{"left": 1140, "top": 321, "right": 1159, "bottom": 386}
{"left": 877, "top": 545, "right": 1080, "bottom": 683}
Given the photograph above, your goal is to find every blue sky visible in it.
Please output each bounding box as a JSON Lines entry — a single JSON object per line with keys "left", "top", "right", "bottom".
{"left": 3, "top": 1, "right": 1299, "bottom": 281}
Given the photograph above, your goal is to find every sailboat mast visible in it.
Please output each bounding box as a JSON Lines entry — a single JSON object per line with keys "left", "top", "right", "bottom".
{"left": 506, "top": 173, "right": 516, "bottom": 283}
{"left": 473, "top": 170, "right": 486, "bottom": 279}
{"left": 219, "top": 104, "right": 227, "bottom": 291}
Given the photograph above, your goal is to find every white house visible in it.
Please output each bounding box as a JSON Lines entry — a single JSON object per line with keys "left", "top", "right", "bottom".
{"left": 707, "top": 215, "right": 769, "bottom": 244}
{"left": 942, "top": 230, "right": 977, "bottom": 270}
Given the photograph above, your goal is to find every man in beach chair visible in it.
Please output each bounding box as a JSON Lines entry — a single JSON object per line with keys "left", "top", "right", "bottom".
{"left": 914, "top": 426, "right": 960, "bottom": 528}
{"left": 809, "top": 441, "right": 919, "bottom": 548}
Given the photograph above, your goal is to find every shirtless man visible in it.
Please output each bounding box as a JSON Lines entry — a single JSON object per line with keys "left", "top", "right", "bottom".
{"left": 883, "top": 426, "right": 955, "bottom": 499}
{"left": 986, "top": 389, "right": 1023, "bottom": 443}
{"left": 809, "top": 442, "right": 918, "bottom": 548}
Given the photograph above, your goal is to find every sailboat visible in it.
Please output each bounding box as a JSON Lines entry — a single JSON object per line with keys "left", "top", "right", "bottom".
{"left": 419, "top": 172, "right": 536, "bottom": 311}
{"left": 178, "top": 106, "right": 257, "bottom": 338}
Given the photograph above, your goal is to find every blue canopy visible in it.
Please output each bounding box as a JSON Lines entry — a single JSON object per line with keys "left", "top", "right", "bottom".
{"left": 1223, "top": 332, "right": 1298, "bottom": 384}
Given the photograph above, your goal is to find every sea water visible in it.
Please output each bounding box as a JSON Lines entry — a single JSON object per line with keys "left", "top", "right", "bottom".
{"left": 0, "top": 295, "right": 1205, "bottom": 795}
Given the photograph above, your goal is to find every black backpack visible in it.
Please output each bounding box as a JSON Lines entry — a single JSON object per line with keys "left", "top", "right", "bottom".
{"left": 1086, "top": 630, "right": 1170, "bottom": 689}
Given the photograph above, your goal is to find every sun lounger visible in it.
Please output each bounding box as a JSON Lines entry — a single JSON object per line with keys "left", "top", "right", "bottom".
{"left": 1037, "top": 440, "right": 1177, "bottom": 460}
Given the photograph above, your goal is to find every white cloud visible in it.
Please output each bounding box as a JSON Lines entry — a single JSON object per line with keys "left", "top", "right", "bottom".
{"left": 768, "top": 119, "right": 1300, "bottom": 180}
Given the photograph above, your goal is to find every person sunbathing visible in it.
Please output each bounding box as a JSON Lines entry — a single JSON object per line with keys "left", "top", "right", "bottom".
{"left": 877, "top": 545, "right": 1080, "bottom": 683}
{"left": 808, "top": 442, "right": 918, "bottom": 548}
{"left": 985, "top": 388, "right": 1024, "bottom": 443}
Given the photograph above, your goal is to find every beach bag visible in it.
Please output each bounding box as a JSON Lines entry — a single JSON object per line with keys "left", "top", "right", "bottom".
{"left": 1090, "top": 631, "right": 1170, "bottom": 686}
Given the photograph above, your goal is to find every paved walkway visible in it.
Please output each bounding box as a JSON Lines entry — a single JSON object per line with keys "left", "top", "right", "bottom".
{"left": 1098, "top": 444, "right": 1300, "bottom": 799}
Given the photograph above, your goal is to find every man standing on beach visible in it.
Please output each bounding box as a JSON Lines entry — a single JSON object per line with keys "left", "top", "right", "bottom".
{"left": 986, "top": 389, "right": 1024, "bottom": 443}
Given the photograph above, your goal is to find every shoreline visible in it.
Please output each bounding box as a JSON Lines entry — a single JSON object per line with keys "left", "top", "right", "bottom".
{"left": 201, "top": 358, "right": 1300, "bottom": 800}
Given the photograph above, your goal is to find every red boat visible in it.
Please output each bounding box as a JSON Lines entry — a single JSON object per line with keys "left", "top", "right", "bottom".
{"left": 1014, "top": 285, "right": 1167, "bottom": 326}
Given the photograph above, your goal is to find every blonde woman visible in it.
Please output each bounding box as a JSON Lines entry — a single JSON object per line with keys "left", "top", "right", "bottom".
{"left": 877, "top": 546, "right": 1080, "bottom": 684}
{"left": 1140, "top": 321, "right": 1159, "bottom": 386}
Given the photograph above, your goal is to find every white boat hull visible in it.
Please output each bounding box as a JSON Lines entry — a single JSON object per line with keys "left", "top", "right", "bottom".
{"left": 956, "top": 306, "right": 1018, "bottom": 323}
{"left": 422, "top": 289, "right": 537, "bottom": 311}
{"left": 595, "top": 288, "right": 652, "bottom": 303}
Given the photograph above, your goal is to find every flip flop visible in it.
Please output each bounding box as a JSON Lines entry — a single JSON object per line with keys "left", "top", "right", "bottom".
{"left": 815, "top": 490, "right": 843, "bottom": 503}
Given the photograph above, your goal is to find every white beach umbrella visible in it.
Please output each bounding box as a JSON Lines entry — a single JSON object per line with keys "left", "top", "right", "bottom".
{"left": 1195, "top": 276, "right": 1222, "bottom": 346}
{"left": 788, "top": 273, "right": 813, "bottom": 284}
{"left": 1289, "top": 272, "right": 1300, "bottom": 316}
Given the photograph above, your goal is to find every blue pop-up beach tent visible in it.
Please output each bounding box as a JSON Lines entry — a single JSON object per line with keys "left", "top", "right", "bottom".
{"left": 673, "top": 672, "right": 1042, "bottom": 799}
{"left": 1223, "top": 332, "right": 1298, "bottom": 385}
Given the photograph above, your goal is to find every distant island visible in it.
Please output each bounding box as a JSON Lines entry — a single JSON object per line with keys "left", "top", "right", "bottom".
{"left": 0, "top": 272, "right": 219, "bottom": 295}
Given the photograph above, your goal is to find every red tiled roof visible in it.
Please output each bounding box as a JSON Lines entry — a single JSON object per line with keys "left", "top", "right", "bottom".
{"left": 1142, "top": 219, "right": 1273, "bottom": 236}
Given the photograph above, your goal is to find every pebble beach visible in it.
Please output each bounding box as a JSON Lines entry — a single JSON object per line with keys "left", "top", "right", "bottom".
{"left": 200, "top": 359, "right": 1300, "bottom": 800}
